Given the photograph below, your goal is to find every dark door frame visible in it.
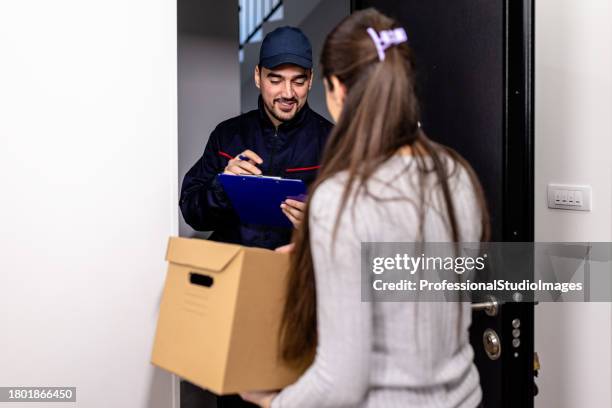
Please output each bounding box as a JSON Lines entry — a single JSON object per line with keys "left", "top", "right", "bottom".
{"left": 499, "top": 1, "right": 535, "bottom": 407}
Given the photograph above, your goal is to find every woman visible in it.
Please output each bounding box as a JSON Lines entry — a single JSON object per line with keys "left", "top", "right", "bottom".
{"left": 243, "top": 8, "right": 489, "bottom": 408}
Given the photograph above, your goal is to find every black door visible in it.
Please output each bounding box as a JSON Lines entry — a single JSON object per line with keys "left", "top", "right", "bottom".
{"left": 352, "top": 1, "right": 535, "bottom": 407}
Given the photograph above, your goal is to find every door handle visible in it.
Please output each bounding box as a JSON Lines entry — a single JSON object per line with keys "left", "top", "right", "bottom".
{"left": 471, "top": 296, "right": 499, "bottom": 316}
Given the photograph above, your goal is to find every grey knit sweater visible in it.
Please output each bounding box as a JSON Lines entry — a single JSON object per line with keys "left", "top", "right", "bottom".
{"left": 272, "top": 154, "right": 483, "bottom": 408}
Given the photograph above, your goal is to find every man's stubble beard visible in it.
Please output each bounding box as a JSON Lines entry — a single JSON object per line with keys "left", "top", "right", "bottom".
{"left": 264, "top": 98, "right": 302, "bottom": 124}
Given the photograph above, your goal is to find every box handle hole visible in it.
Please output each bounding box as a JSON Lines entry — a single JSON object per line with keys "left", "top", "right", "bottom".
{"left": 189, "top": 272, "right": 214, "bottom": 288}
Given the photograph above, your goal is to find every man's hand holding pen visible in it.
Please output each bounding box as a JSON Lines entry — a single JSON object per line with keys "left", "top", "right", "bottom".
{"left": 223, "top": 149, "right": 306, "bottom": 227}
{"left": 223, "top": 150, "right": 263, "bottom": 175}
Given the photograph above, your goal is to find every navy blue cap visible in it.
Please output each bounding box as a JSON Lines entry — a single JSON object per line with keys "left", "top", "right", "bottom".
{"left": 259, "top": 26, "right": 312, "bottom": 69}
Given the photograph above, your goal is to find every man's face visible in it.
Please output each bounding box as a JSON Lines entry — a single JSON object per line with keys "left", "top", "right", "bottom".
{"left": 254, "top": 64, "right": 312, "bottom": 125}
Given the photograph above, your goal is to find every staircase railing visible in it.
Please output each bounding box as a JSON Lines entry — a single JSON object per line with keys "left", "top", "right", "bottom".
{"left": 239, "top": 0, "right": 283, "bottom": 49}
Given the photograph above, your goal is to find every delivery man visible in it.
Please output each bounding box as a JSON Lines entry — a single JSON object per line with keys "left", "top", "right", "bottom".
{"left": 179, "top": 27, "right": 332, "bottom": 408}
{"left": 180, "top": 26, "right": 333, "bottom": 251}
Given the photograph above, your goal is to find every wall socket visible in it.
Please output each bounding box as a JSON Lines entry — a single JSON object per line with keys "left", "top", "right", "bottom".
{"left": 547, "top": 184, "right": 592, "bottom": 211}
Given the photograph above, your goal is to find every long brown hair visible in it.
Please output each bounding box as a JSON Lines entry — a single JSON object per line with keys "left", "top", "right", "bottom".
{"left": 279, "top": 8, "right": 490, "bottom": 367}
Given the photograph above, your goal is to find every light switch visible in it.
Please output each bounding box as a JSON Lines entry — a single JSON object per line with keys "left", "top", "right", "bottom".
{"left": 574, "top": 191, "right": 583, "bottom": 206}
{"left": 547, "top": 184, "right": 591, "bottom": 211}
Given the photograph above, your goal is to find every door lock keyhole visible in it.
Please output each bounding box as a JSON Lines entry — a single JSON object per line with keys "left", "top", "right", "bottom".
{"left": 483, "top": 328, "right": 502, "bottom": 360}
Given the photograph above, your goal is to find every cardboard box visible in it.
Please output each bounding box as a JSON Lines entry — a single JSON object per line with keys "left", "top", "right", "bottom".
{"left": 151, "top": 236, "right": 303, "bottom": 395}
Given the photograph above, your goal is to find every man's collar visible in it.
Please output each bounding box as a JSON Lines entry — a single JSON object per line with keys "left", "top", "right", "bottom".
{"left": 257, "top": 95, "right": 310, "bottom": 131}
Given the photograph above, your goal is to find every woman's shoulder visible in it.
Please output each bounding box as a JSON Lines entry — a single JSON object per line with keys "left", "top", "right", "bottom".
{"left": 310, "top": 156, "right": 413, "bottom": 212}
{"left": 312, "top": 153, "right": 476, "bottom": 203}
{"left": 309, "top": 170, "right": 383, "bottom": 233}
{"left": 309, "top": 172, "right": 352, "bottom": 221}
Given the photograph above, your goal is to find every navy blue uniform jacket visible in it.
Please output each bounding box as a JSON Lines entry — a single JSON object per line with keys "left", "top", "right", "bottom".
{"left": 180, "top": 98, "right": 333, "bottom": 249}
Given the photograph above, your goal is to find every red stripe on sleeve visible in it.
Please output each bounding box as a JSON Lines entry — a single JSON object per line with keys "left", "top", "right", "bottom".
{"left": 218, "top": 151, "right": 234, "bottom": 160}
{"left": 285, "top": 165, "right": 321, "bottom": 173}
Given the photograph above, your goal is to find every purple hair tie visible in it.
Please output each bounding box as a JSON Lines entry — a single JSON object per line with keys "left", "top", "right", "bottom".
{"left": 366, "top": 27, "right": 408, "bottom": 61}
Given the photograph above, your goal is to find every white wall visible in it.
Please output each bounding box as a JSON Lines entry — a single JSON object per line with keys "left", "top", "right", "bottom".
{"left": 0, "top": 1, "right": 177, "bottom": 407}
{"left": 178, "top": 0, "right": 240, "bottom": 238}
{"left": 535, "top": 0, "right": 612, "bottom": 407}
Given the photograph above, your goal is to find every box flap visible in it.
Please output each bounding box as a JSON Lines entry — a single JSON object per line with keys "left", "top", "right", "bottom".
{"left": 165, "top": 236, "right": 242, "bottom": 272}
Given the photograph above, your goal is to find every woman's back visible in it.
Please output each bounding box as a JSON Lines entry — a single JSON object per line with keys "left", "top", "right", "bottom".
{"left": 273, "top": 154, "right": 482, "bottom": 407}
{"left": 269, "top": 9, "right": 488, "bottom": 408}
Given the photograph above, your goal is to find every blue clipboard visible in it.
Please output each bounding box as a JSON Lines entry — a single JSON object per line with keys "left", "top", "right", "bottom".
{"left": 217, "top": 173, "right": 306, "bottom": 228}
